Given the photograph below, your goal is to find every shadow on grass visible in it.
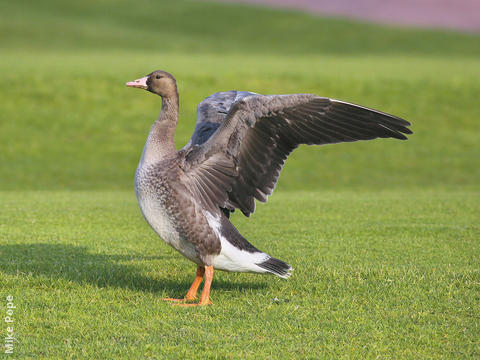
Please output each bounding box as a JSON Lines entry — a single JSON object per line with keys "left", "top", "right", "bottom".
{"left": 0, "top": 243, "right": 267, "bottom": 296}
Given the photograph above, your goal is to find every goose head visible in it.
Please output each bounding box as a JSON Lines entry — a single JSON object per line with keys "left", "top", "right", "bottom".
{"left": 126, "top": 70, "right": 177, "bottom": 98}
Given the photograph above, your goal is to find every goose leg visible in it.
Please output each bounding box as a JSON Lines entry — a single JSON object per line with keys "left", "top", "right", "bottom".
{"left": 175, "top": 266, "right": 214, "bottom": 307}
{"left": 162, "top": 266, "right": 205, "bottom": 302}
{"left": 185, "top": 266, "right": 205, "bottom": 300}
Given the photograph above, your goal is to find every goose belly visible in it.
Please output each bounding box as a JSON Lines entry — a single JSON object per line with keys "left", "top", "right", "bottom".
{"left": 136, "top": 193, "right": 200, "bottom": 264}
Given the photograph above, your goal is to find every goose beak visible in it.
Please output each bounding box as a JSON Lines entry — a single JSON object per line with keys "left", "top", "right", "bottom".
{"left": 126, "top": 76, "right": 148, "bottom": 89}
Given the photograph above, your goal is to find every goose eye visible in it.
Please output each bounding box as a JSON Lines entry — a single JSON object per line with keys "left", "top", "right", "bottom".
{"left": 155, "top": 75, "right": 161, "bottom": 79}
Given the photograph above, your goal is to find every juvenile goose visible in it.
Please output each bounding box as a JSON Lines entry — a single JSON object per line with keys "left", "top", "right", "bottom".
{"left": 127, "top": 70, "right": 412, "bottom": 307}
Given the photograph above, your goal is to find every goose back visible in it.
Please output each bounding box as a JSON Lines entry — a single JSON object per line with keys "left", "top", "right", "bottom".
{"left": 185, "top": 91, "right": 257, "bottom": 148}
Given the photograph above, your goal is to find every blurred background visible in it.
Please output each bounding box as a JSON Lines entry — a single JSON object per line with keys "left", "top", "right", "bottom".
{"left": 223, "top": 0, "right": 480, "bottom": 31}
{"left": 1, "top": 0, "right": 479, "bottom": 192}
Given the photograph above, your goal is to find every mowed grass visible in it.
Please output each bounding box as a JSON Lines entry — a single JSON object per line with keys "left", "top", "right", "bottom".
{"left": 1, "top": 191, "right": 479, "bottom": 358}
{"left": 1, "top": 0, "right": 480, "bottom": 358}
{"left": 1, "top": 0, "right": 480, "bottom": 191}
{"left": 2, "top": 52, "right": 479, "bottom": 191}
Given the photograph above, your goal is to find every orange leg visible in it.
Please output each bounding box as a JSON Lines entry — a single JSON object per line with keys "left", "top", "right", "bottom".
{"left": 162, "top": 266, "right": 205, "bottom": 302}
{"left": 185, "top": 266, "right": 205, "bottom": 300}
{"left": 175, "top": 265, "right": 214, "bottom": 307}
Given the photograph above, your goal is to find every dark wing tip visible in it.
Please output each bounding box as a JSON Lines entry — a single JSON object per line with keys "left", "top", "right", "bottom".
{"left": 379, "top": 117, "right": 413, "bottom": 140}
{"left": 328, "top": 99, "right": 413, "bottom": 140}
{"left": 392, "top": 132, "right": 408, "bottom": 140}
{"left": 383, "top": 116, "right": 413, "bottom": 139}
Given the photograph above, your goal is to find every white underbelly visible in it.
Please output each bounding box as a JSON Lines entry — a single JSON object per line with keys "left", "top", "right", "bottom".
{"left": 137, "top": 194, "right": 200, "bottom": 264}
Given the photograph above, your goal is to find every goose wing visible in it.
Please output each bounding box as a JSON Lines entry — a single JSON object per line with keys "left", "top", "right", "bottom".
{"left": 183, "top": 91, "right": 257, "bottom": 149}
{"left": 181, "top": 94, "right": 412, "bottom": 216}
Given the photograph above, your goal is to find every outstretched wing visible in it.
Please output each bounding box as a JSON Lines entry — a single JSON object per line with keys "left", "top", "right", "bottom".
{"left": 181, "top": 94, "right": 412, "bottom": 216}
{"left": 183, "top": 91, "right": 257, "bottom": 149}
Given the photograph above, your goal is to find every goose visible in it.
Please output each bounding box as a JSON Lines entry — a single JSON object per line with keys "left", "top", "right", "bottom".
{"left": 126, "top": 70, "right": 412, "bottom": 307}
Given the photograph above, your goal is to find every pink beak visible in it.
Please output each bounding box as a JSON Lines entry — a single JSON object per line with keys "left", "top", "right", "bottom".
{"left": 126, "top": 76, "right": 148, "bottom": 89}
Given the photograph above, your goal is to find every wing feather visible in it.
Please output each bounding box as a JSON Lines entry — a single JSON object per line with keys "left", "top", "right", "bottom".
{"left": 181, "top": 94, "right": 412, "bottom": 216}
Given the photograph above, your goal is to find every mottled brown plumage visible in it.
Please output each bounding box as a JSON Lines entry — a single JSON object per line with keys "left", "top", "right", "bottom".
{"left": 127, "top": 70, "right": 412, "bottom": 306}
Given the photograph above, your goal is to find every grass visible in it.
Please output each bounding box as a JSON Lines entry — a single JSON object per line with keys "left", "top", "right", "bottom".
{"left": 1, "top": 0, "right": 479, "bottom": 358}
{"left": 2, "top": 52, "right": 479, "bottom": 191}
{"left": 1, "top": 1, "right": 480, "bottom": 191}
{"left": 3, "top": 0, "right": 480, "bottom": 57}
{"left": 1, "top": 191, "right": 479, "bottom": 358}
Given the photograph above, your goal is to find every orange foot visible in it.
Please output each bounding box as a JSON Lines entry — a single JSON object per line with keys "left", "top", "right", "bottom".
{"left": 164, "top": 265, "right": 214, "bottom": 307}
{"left": 174, "top": 299, "right": 213, "bottom": 307}
{"left": 161, "top": 298, "right": 189, "bottom": 303}
{"left": 161, "top": 293, "right": 198, "bottom": 303}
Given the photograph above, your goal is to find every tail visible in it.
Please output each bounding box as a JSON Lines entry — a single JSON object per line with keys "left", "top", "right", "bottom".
{"left": 256, "top": 257, "right": 293, "bottom": 279}
{"left": 212, "top": 213, "right": 293, "bottom": 278}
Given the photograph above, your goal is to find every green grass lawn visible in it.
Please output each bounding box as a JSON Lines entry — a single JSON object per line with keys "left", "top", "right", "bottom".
{"left": 1, "top": 0, "right": 479, "bottom": 358}
{"left": 1, "top": 191, "right": 479, "bottom": 358}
